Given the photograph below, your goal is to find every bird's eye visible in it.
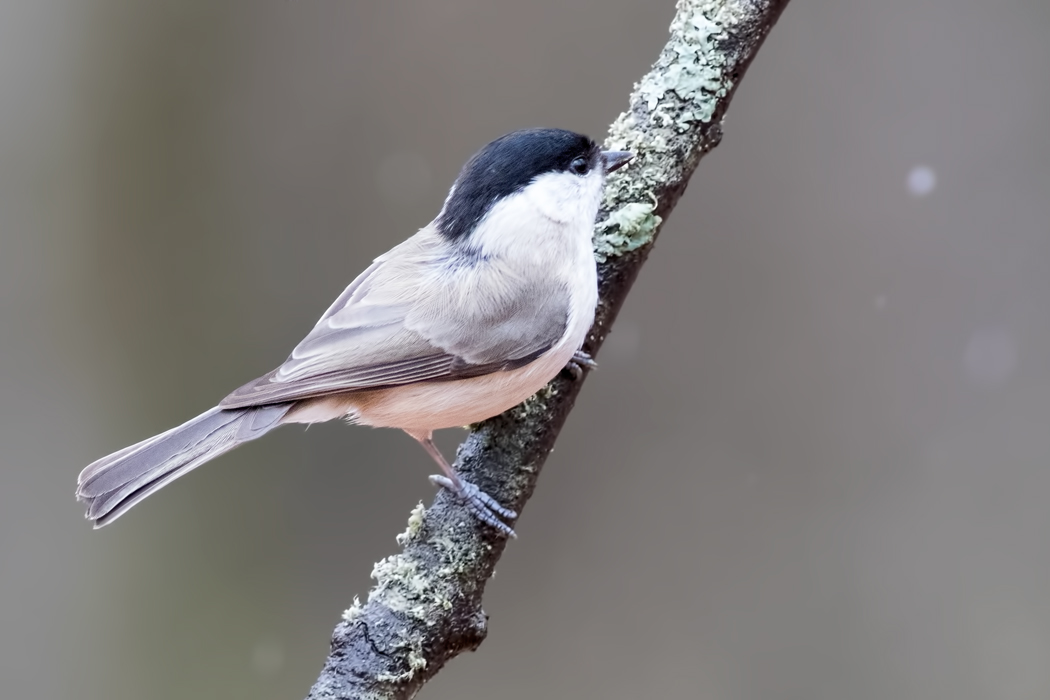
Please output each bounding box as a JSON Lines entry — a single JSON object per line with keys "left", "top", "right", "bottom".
{"left": 569, "top": 157, "right": 589, "bottom": 175}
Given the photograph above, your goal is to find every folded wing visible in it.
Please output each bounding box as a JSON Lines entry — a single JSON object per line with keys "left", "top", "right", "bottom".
{"left": 220, "top": 228, "right": 569, "bottom": 409}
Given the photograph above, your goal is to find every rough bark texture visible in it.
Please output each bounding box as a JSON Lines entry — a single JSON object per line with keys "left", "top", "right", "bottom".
{"left": 305, "top": 1, "right": 791, "bottom": 698}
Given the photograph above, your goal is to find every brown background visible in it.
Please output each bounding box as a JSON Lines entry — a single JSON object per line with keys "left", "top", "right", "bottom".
{"left": 3, "top": 1, "right": 1050, "bottom": 698}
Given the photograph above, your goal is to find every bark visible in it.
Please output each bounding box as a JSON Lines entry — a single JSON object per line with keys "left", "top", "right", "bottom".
{"left": 305, "top": 1, "right": 792, "bottom": 697}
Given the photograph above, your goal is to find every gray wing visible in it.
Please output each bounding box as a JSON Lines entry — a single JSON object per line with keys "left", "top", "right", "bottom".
{"left": 219, "top": 229, "right": 569, "bottom": 409}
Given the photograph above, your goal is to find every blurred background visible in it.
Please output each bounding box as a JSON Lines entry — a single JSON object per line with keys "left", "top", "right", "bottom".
{"left": 3, "top": 0, "right": 1050, "bottom": 698}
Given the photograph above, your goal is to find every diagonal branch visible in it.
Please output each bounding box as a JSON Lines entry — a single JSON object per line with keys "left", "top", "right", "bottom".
{"left": 305, "top": 1, "right": 791, "bottom": 698}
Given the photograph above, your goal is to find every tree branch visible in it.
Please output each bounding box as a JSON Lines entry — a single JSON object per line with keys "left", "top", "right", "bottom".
{"left": 305, "top": 1, "right": 791, "bottom": 697}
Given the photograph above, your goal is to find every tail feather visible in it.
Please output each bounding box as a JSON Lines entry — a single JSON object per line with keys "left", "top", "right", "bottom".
{"left": 77, "top": 404, "right": 290, "bottom": 527}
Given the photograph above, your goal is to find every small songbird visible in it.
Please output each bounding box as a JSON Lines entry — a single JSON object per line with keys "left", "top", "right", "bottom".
{"left": 76, "top": 128, "right": 633, "bottom": 536}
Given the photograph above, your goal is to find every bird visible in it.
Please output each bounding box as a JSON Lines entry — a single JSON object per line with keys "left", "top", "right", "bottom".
{"left": 76, "top": 128, "right": 633, "bottom": 536}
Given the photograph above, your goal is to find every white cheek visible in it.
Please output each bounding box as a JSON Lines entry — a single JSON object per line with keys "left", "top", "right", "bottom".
{"left": 464, "top": 170, "right": 607, "bottom": 259}
{"left": 526, "top": 171, "right": 603, "bottom": 225}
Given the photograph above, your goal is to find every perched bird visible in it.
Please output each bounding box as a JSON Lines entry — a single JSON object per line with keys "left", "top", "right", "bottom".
{"left": 76, "top": 128, "right": 633, "bottom": 536}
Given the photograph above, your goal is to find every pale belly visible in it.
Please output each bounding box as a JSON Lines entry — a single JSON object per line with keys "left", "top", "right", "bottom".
{"left": 353, "top": 340, "right": 576, "bottom": 430}
{"left": 282, "top": 333, "right": 582, "bottom": 432}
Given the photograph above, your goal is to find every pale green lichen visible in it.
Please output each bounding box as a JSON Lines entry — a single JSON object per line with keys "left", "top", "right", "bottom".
{"left": 369, "top": 554, "right": 433, "bottom": 619}
{"left": 593, "top": 200, "right": 662, "bottom": 262}
{"left": 342, "top": 595, "right": 364, "bottom": 623}
{"left": 396, "top": 502, "right": 427, "bottom": 545}
{"left": 375, "top": 634, "right": 428, "bottom": 683}
{"left": 339, "top": 503, "right": 441, "bottom": 646}
{"left": 639, "top": 8, "right": 730, "bottom": 122}
{"left": 595, "top": 0, "right": 737, "bottom": 259}
{"left": 407, "top": 649, "right": 428, "bottom": 674}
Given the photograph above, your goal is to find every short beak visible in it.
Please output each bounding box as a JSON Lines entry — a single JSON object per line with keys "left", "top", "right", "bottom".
{"left": 601, "top": 150, "right": 634, "bottom": 173}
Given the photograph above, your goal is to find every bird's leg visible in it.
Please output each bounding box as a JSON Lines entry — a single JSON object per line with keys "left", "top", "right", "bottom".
{"left": 409, "top": 431, "right": 518, "bottom": 538}
{"left": 565, "top": 349, "right": 598, "bottom": 380}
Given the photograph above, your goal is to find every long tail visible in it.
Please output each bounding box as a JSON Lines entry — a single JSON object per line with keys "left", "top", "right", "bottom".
{"left": 76, "top": 403, "right": 290, "bottom": 527}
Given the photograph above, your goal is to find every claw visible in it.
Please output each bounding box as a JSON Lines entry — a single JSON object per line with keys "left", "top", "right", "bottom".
{"left": 411, "top": 430, "right": 518, "bottom": 537}
{"left": 566, "top": 350, "right": 598, "bottom": 380}
{"left": 429, "top": 475, "right": 517, "bottom": 538}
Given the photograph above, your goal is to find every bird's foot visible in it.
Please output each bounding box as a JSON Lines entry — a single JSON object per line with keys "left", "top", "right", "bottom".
{"left": 429, "top": 474, "right": 518, "bottom": 538}
{"left": 565, "top": 350, "right": 598, "bottom": 380}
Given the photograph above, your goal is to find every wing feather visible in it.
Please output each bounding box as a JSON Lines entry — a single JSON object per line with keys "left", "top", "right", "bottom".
{"left": 219, "top": 227, "right": 568, "bottom": 409}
